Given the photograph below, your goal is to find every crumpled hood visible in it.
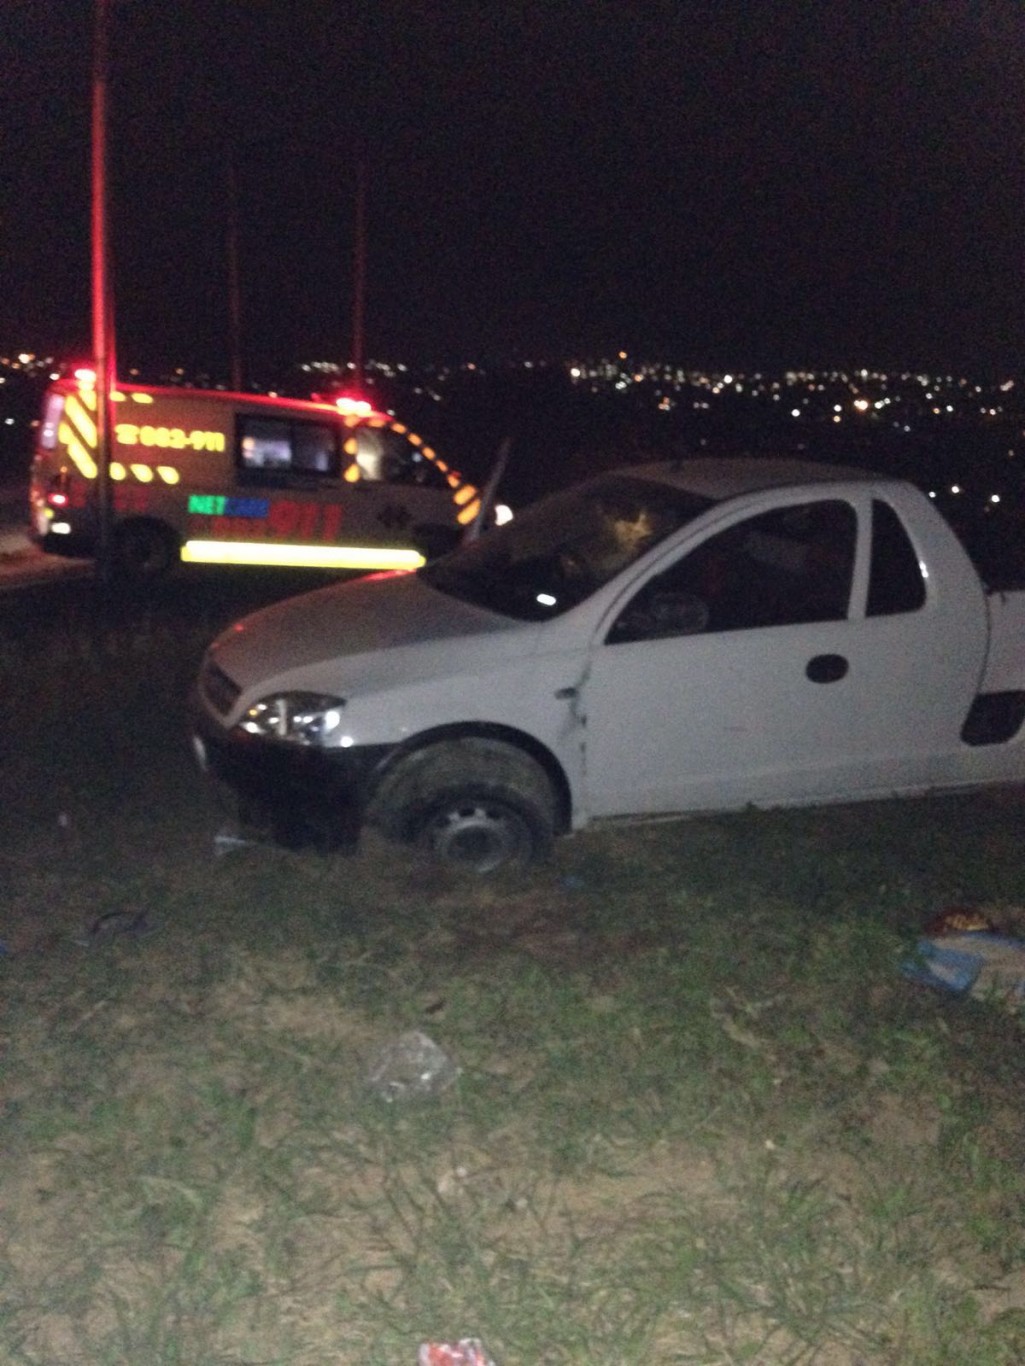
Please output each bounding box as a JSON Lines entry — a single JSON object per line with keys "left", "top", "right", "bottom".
{"left": 206, "top": 571, "right": 532, "bottom": 703}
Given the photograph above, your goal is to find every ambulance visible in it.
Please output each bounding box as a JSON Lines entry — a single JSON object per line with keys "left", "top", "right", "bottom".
{"left": 29, "top": 371, "right": 487, "bottom": 578}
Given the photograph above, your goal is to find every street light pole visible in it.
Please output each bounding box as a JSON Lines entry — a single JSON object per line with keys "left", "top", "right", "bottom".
{"left": 226, "top": 148, "right": 243, "bottom": 391}
{"left": 91, "top": 0, "right": 116, "bottom": 579}
{"left": 351, "top": 154, "right": 367, "bottom": 392}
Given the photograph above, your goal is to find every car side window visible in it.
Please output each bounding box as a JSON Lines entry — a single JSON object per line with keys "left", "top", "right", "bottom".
{"left": 866, "top": 499, "right": 926, "bottom": 615}
{"left": 608, "top": 498, "right": 858, "bottom": 644}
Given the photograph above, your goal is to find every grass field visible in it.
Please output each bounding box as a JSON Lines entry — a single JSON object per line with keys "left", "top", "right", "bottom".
{"left": 3, "top": 574, "right": 1025, "bottom": 1365}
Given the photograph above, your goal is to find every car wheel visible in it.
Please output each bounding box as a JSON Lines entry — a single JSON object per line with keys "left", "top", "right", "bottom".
{"left": 369, "top": 737, "right": 556, "bottom": 873}
{"left": 113, "top": 520, "right": 179, "bottom": 580}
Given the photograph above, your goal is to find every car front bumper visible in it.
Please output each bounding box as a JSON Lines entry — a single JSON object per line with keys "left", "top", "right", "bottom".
{"left": 191, "top": 705, "right": 395, "bottom": 850}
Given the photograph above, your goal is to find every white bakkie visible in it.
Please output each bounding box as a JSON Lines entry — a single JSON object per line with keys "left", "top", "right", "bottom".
{"left": 192, "top": 458, "right": 1025, "bottom": 872}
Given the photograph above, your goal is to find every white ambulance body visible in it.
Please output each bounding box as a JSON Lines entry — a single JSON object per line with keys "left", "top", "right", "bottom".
{"left": 29, "top": 375, "right": 484, "bottom": 577}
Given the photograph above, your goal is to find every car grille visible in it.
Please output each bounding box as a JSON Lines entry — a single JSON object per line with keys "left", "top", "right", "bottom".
{"left": 200, "top": 658, "right": 242, "bottom": 717}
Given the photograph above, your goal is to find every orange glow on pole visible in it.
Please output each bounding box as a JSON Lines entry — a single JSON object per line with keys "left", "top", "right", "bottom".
{"left": 92, "top": 0, "right": 117, "bottom": 574}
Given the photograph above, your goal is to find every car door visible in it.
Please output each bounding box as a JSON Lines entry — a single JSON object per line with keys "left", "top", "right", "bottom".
{"left": 578, "top": 492, "right": 988, "bottom": 818}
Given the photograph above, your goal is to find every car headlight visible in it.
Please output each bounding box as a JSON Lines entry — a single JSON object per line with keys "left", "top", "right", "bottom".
{"left": 237, "top": 692, "right": 346, "bottom": 746}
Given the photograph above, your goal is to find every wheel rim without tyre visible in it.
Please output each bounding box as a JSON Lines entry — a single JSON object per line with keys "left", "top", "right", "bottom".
{"left": 422, "top": 800, "right": 530, "bottom": 873}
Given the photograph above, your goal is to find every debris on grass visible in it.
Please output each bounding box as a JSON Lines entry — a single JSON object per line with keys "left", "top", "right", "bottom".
{"left": 213, "top": 824, "right": 263, "bottom": 855}
{"left": 418, "top": 1340, "right": 496, "bottom": 1366}
{"left": 366, "top": 1029, "right": 460, "bottom": 1102}
{"left": 72, "top": 908, "right": 158, "bottom": 947}
{"left": 902, "top": 906, "right": 1025, "bottom": 1009}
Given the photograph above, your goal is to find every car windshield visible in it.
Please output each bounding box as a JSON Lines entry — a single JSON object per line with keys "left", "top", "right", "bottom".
{"left": 420, "top": 473, "right": 715, "bottom": 621}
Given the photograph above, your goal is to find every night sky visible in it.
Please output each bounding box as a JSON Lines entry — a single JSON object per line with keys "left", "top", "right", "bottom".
{"left": 3, "top": 0, "right": 1023, "bottom": 377}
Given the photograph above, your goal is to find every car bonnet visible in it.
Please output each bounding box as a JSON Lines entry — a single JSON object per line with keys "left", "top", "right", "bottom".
{"left": 204, "top": 570, "right": 528, "bottom": 696}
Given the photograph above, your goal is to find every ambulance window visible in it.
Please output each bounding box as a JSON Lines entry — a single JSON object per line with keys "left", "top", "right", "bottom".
{"left": 405, "top": 448, "right": 449, "bottom": 489}
{"left": 292, "top": 422, "right": 339, "bottom": 475}
{"left": 240, "top": 419, "right": 291, "bottom": 471}
{"left": 237, "top": 416, "right": 340, "bottom": 482}
{"left": 40, "top": 392, "right": 65, "bottom": 450}
{"left": 350, "top": 425, "right": 448, "bottom": 487}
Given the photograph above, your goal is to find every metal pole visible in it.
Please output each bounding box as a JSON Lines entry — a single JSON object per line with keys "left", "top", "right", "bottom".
{"left": 226, "top": 148, "right": 243, "bottom": 391}
{"left": 91, "top": 0, "right": 116, "bottom": 579}
{"left": 351, "top": 155, "right": 367, "bottom": 391}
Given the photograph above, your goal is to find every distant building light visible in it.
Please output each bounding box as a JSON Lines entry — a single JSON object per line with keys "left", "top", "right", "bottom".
{"left": 951, "top": 485, "right": 961, "bottom": 494}
{"left": 791, "top": 408, "right": 801, "bottom": 418}
{"left": 991, "top": 493, "right": 1001, "bottom": 504}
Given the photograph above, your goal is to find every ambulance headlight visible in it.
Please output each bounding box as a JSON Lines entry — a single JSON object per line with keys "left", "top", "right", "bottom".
{"left": 237, "top": 692, "right": 346, "bottom": 746}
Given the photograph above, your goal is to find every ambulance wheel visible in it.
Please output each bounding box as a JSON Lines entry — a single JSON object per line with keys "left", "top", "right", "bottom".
{"left": 113, "top": 520, "right": 179, "bottom": 580}
{"left": 415, "top": 524, "right": 462, "bottom": 560}
{"left": 370, "top": 737, "right": 556, "bottom": 873}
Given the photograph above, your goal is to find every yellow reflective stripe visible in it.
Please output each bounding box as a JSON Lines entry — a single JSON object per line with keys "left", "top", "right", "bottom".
{"left": 156, "top": 466, "right": 180, "bottom": 484}
{"left": 58, "top": 422, "right": 98, "bottom": 479}
{"left": 64, "top": 393, "right": 98, "bottom": 450}
{"left": 453, "top": 483, "right": 478, "bottom": 505}
{"left": 130, "top": 463, "right": 154, "bottom": 482}
{"left": 343, "top": 464, "right": 361, "bottom": 482}
{"left": 181, "top": 540, "right": 425, "bottom": 570}
{"left": 110, "top": 462, "right": 127, "bottom": 480}
{"left": 457, "top": 498, "right": 482, "bottom": 526}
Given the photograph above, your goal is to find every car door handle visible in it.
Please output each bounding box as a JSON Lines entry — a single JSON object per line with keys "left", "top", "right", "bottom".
{"left": 806, "top": 653, "right": 848, "bottom": 684}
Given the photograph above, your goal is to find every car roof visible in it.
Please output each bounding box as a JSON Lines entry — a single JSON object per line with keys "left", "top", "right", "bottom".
{"left": 624, "top": 457, "right": 887, "bottom": 501}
